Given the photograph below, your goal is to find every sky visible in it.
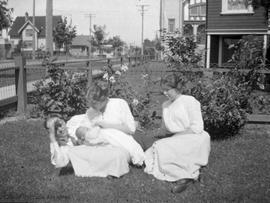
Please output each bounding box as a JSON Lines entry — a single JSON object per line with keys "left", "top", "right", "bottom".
{"left": 7, "top": 0, "right": 160, "bottom": 46}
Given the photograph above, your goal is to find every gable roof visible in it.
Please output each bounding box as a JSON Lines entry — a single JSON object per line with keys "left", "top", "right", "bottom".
{"left": 9, "top": 15, "right": 62, "bottom": 38}
{"left": 71, "top": 35, "right": 90, "bottom": 47}
{"left": 18, "top": 20, "right": 40, "bottom": 34}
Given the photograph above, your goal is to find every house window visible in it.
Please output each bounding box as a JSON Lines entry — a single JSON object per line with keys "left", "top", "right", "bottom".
{"left": 22, "top": 40, "right": 33, "bottom": 48}
{"left": 190, "top": 7, "right": 199, "bottom": 16}
{"left": 25, "top": 28, "right": 33, "bottom": 37}
{"left": 168, "top": 19, "right": 175, "bottom": 33}
{"left": 189, "top": 5, "right": 206, "bottom": 17}
{"left": 222, "top": 0, "right": 253, "bottom": 14}
{"left": 200, "top": 5, "right": 206, "bottom": 16}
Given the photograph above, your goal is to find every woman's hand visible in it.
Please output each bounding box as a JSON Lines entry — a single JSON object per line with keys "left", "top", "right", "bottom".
{"left": 95, "top": 120, "right": 111, "bottom": 128}
{"left": 95, "top": 120, "right": 133, "bottom": 134}
{"left": 57, "top": 136, "right": 69, "bottom": 146}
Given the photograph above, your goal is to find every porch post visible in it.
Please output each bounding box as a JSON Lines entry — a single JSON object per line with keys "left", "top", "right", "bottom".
{"left": 193, "top": 24, "right": 198, "bottom": 42}
{"left": 218, "top": 36, "right": 223, "bottom": 67}
{"left": 263, "top": 34, "right": 267, "bottom": 61}
{"left": 206, "top": 34, "right": 211, "bottom": 69}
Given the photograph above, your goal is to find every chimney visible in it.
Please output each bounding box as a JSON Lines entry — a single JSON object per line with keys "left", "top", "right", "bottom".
{"left": 25, "top": 12, "right": 29, "bottom": 22}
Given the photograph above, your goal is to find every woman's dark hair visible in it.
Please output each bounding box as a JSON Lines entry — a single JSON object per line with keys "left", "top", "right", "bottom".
{"left": 161, "top": 74, "right": 178, "bottom": 89}
{"left": 87, "top": 81, "right": 109, "bottom": 103}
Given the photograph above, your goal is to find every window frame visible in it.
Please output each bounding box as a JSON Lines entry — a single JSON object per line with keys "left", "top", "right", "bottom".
{"left": 221, "top": 0, "right": 254, "bottom": 15}
{"left": 168, "top": 18, "right": 176, "bottom": 33}
{"left": 25, "top": 28, "right": 34, "bottom": 37}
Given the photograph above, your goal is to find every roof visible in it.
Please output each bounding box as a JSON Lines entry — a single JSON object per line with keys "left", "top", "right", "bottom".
{"left": 9, "top": 15, "right": 62, "bottom": 38}
{"left": 71, "top": 35, "right": 90, "bottom": 47}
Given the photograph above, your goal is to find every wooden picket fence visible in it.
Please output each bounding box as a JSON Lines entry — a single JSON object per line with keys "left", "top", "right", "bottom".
{"left": 0, "top": 55, "right": 151, "bottom": 116}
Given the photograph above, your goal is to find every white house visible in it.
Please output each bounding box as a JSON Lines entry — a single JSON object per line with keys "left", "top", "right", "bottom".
{"left": 160, "top": 0, "right": 206, "bottom": 44}
{"left": 8, "top": 13, "right": 62, "bottom": 52}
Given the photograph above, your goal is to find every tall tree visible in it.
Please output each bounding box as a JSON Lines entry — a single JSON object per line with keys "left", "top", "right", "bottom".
{"left": 53, "top": 17, "right": 76, "bottom": 53}
{"left": 0, "top": 0, "right": 13, "bottom": 30}
{"left": 92, "top": 25, "right": 107, "bottom": 54}
{"left": 107, "top": 35, "right": 125, "bottom": 56}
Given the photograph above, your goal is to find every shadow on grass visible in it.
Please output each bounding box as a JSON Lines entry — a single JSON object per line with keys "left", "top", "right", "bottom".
{"left": 59, "top": 165, "right": 74, "bottom": 176}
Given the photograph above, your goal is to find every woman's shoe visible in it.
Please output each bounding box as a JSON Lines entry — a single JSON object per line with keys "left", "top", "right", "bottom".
{"left": 171, "top": 179, "right": 194, "bottom": 193}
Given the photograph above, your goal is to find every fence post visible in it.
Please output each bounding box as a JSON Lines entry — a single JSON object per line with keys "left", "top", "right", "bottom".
{"left": 120, "top": 57, "right": 123, "bottom": 66}
{"left": 87, "top": 59, "right": 92, "bottom": 89}
{"left": 15, "top": 56, "right": 27, "bottom": 116}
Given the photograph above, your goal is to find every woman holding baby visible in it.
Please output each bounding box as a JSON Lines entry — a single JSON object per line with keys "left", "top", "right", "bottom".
{"left": 47, "top": 82, "right": 145, "bottom": 178}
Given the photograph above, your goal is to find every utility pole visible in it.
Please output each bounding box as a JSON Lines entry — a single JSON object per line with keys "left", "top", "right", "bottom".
{"left": 137, "top": 3, "right": 149, "bottom": 57}
{"left": 159, "top": 0, "right": 163, "bottom": 38}
{"left": 32, "top": 0, "right": 36, "bottom": 59}
{"left": 179, "top": 0, "right": 184, "bottom": 36}
{"left": 46, "top": 0, "right": 53, "bottom": 56}
{"left": 85, "top": 13, "right": 95, "bottom": 88}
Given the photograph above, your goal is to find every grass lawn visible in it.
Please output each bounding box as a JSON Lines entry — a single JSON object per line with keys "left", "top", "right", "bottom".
{"left": 0, "top": 119, "right": 269, "bottom": 202}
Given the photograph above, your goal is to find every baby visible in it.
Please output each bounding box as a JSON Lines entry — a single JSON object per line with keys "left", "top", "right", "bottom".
{"left": 73, "top": 126, "right": 109, "bottom": 146}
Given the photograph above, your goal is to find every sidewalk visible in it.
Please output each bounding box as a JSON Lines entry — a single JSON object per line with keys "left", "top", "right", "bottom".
{"left": 247, "top": 114, "right": 270, "bottom": 124}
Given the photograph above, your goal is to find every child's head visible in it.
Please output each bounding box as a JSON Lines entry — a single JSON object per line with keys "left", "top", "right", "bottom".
{"left": 75, "top": 126, "right": 88, "bottom": 142}
{"left": 75, "top": 126, "right": 100, "bottom": 142}
{"left": 46, "top": 117, "right": 69, "bottom": 142}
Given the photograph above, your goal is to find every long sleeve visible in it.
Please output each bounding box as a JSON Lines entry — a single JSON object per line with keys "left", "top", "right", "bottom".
{"left": 187, "top": 97, "right": 204, "bottom": 134}
{"left": 102, "top": 98, "right": 136, "bottom": 134}
{"left": 50, "top": 142, "right": 70, "bottom": 168}
{"left": 120, "top": 99, "right": 136, "bottom": 134}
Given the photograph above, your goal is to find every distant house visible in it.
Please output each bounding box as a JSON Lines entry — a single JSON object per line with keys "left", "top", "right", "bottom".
{"left": 206, "top": 0, "right": 269, "bottom": 68}
{"left": 160, "top": 0, "right": 206, "bottom": 43}
{"left": 70, "top": 35, "right": 89, "bottom": 56}
{"left": 9, "top": 13, "right": 62, "bottom": 52}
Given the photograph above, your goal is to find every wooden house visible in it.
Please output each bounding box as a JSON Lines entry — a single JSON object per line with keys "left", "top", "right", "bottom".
{"left": 206, "top": 0, "right": 269, "bottom": 68}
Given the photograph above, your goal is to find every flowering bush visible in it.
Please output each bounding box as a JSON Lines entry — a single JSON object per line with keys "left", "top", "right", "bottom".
{"left": 33, "top": 60, "right": 158, "bottom": 127}
{"left": 101, "top": 63, "right": 158, "bottom": 128}
{"left": 32, "top": 65, "right": 88, "bottom": 120}
{"left": 162, "top": 31, "right": 202, "bottom": 69}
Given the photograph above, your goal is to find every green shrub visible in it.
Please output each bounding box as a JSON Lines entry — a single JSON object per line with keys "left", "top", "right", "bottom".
{"left": 33, "top": 62, "right": 158, "bottom": 128}
{"left": 168, "top": 71, "right": 251, "bottom": 139}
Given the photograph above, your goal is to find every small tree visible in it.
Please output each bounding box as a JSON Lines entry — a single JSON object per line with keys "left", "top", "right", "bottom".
{"left": 107, "top": 35, "right": 124, "bottom": 56}
{"left": 163, "top": 31, "right": 201, "bottom": 69}
{"left": 107, "top": 35, "right": 124, "bottom": 49}
{"left": 53, "top": 17, "right": 76, "bottom": 54}
{"left": 0, "top": 0, "right": 13, "bottom": 30}
{"left": 92, "top": 25, "right": 107, "bottom": 54}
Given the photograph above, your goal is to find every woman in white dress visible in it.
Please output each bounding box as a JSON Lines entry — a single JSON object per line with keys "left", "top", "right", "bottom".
{"left": 47, "top": 83, "right": 145, "bottom": 178}
{"left": 143, "top": 74, "right": 211, "bottom": 193}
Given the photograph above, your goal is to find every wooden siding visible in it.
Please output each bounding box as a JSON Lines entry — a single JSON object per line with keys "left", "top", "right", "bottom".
{"left": 207, "top": 0, "right": 267, "bottom": 31}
